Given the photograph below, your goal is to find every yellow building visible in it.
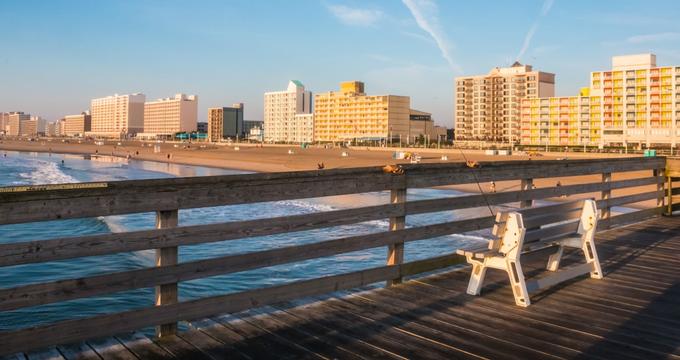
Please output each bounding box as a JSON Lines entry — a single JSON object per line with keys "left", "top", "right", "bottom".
{"left": 521, "top": 54, "right": 680, "bottom": 148}
{"left": 315, "top": 81, "right": 438, "bottom": 143}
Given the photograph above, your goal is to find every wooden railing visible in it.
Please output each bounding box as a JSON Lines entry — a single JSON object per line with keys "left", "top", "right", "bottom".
{"left": 0, "top": 157, "right": 668, "bottom": 354}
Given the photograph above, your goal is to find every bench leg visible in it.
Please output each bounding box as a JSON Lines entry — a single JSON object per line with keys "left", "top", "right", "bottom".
{"left": 466, "top": 262, "right": 488, "bottom": 296}
{"left": 583, "top": 239, "right": 603, "bottom": 279}
{"left": 546, "top": 246, "right": 563, "bottom": 271}
{"left": 506, "top": 259, "right": 531, "bottom": 307}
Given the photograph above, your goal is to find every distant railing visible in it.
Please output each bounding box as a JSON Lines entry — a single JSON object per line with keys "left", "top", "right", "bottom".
{"left": 0, "top": 157, "right": 668, "bottom": 354}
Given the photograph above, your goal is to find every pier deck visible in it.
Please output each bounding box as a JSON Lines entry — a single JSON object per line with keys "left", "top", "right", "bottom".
{"left": 12, "top": 215, "right": 680, "bottom": 360}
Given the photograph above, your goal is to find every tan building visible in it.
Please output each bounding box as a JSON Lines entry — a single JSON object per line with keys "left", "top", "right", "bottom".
{"left": 520, "top": 54, "right": 680, "bottom": 148}
{"left": 455, "top": 62, "right": 555, "bottom": 145}
{"left": 314, "top": 81, "right": 409, "bottom": 142}
{"left": 264, "top": 80, "right": 313, "bottom": 143}
{"left": 7, "top": 112, "right": 31, "bottom": 136}
{"left": 23, "top": 119, "right": 37, "bottom": 137}
{"left": 140, "top": 94, "right": 197, "bottom": 139}
{"left": 0, "top": 112, "right": 9, "bottom": 134}
{"left": 90, "top": 93, "right": 146, "bottom": 137}
{"left": 62, "top": 113, "right": 92, "bottom": 137}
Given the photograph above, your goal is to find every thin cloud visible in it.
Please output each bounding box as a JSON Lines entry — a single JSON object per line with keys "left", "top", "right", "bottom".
{"left": 627, "top": 32, "right": 680, "bottom": 44}
{"left": 402, "top": 0, "right": 461, "bottom": 73}
{"left": 327, "top": 4, "right": 383, "bottom": 27}
{"left": 540, "top": 0, "right": 555, "bottom": 16}
{"left": 516, "top": 0, "right": 555, "bottom": 61}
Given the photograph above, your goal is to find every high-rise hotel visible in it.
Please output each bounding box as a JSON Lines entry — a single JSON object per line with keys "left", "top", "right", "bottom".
{"left": 264, "top": 81, "right": 314, "bottom": 143}
{"left": 62, "top": 112, "right": 92, "bottom": 137}
{"left": 314, "top": 81, "right": 408, "bottom": 142}
{"left": 90, "top": 93, "right": 146, "bottom": 137}
{"left": 314, "top": 81, "right": 443, "bottom": 143}
{"left": 520, "top": 54, "right": 680, "bottom": 148}
{"left": 140, "top": 94, "right": 198, "bottom": 139}
{"left": 454, "top": 63, "right": 555, "bottom": 144}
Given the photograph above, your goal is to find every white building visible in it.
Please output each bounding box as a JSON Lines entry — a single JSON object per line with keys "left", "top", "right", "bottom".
{"left": 90, "top": 93, "right": 146, "bottom": 137}
{"left": 264, "top": 80, "right": 313, "bottom": 143}
{"left": 31, "top": 115, "right": 48, "bottom": 135}
{"left": 140, "top": 94, "right": 198, "bottom": 139}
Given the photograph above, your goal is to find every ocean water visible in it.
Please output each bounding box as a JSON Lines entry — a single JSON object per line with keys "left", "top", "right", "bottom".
{"left": 0, "top": 151, "right": 490, "bottom": 332}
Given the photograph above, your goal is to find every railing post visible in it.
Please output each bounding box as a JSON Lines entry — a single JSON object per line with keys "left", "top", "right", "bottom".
{"left": 601, "top": 173, "right": 611, "bottom": 229}
{"left": 667, "top": 176, "right": 673, "bottom": 216}
{"left": 520, "top": 178, "right": 533, "bottom": 208}
{"left": 387, "top": 185, "right": 406, "bottom": 287}
{"left": 155, "top": 209, "right": 178, "bottom": 337}
{"left": 653, "top": 168, "right": 664, "bottom": 211}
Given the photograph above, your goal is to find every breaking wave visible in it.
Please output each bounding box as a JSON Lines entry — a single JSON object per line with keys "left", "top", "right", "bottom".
{"left": 18, "top": 160, "right": 77, "bottom": 185}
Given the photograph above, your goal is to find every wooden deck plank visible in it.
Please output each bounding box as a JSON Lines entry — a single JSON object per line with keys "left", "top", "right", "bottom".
{"left": 114, "top": 333, "right": 173, "bottom": 360}
{"left": 276, "top": 299, "right": 478, "bottom": 359}
{"left": 420, "top": 254, "right": 680, "bottom": 358}
{"left": 0, "top": 354, "right": 27, "bottom": 360}
{"left": 193, "top": 317, "right": 302, "bottom": 360}
{"left": 175, "top": 329, "right": 243, "bottom": 360}
{"left": 236, "top": 308, "right": 366, "bottom": 360}
{"left": 187, "top": 319, "right": 262, "bottom": 359}
{"left": 152, "top": 335, "right": 211, "bottom": 360}
{"left": 260, "top": 305, "right": 406, "bottom": 360}
{"left": 56, "top": 343, "right": 100, "bottom": 360}
{"left": 414, "top": 278, "right": 680, "bottom": 359}
{"left": 24, "top": 348, "right": 65, "bottom": 360}
{"left": 86, "top": 338, "right": 137, "bottom": 360}
{"left": 343, "top": 286, "right": 589, "bottom": 359}
{"left": 324, "top": 293, "right": 563, "bottom": 360}
{"left": 212, "top": 315, "right": 324, "bottom": 359}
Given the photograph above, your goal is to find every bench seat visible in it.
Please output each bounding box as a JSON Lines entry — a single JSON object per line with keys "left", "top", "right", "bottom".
{"left": 457, "top": 199, "right": 603, "bottom": 307}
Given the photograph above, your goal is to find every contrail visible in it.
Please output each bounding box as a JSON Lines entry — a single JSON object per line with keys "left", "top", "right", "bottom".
{"left": 402, "top": 0, "right": 461, "bottom": 73}
{"left": 516, "top": 0, "right": 555, "bottom": 61}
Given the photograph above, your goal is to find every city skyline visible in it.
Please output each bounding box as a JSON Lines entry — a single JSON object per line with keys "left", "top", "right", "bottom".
{"left": 1, "top": 1, "right": 680, "bottom": 125}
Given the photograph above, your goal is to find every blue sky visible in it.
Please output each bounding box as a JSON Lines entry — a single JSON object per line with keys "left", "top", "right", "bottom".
{"left": 1, "top": 0, "right": 679, "bottom": 126}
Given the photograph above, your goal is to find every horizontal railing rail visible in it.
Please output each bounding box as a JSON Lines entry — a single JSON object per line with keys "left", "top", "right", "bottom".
{"left": 0, "top": 157, "right": 664, "bottom": 225}
{"left": 0, "top": 157, "right": 668, "bottom": 355}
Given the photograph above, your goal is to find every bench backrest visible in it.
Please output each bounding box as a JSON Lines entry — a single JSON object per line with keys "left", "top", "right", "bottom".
{"left": 492, "top": 199, "right": 598, "bottom": 255}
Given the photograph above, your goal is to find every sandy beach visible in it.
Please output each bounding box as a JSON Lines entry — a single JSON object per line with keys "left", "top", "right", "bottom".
{"left": 0, "top": 138, "right": 658, "bottom": 209}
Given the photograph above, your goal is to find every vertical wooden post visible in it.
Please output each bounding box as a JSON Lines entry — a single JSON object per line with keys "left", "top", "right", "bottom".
{"left": 520, "top": 178, "right": 533, "bottom": 208}
{"left": 601, "top": 173, "right": 611, "bottom": 229}
{"left": 653, "top": 169, "right": 664, "bottom": 211}
{"left": 155, "top": 209, "right": 178, "bottom": 337}
{"left": 387, "top": 187, "right": 406, "bottom": 286}
{"left": 667, "top": 176, "right": 673, "bottom": 216}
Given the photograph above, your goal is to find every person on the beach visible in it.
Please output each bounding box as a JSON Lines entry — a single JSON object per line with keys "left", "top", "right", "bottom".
{"left": 489, "top": 181, "right": 496, "bottom": 193}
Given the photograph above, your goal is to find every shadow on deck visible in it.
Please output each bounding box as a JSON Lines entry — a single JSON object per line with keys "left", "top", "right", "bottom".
{"left": 11, "top": 216, "right": 680, "bottom": 360}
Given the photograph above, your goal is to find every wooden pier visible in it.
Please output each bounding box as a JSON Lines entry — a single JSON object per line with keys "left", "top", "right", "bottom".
{"left": 1, "top": 157, "right": 678, "bottom": 359}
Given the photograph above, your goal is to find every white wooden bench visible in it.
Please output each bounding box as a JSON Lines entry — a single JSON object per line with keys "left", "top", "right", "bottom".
{"left": 457, "top": 199, "right": 603, "bottom": 307}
